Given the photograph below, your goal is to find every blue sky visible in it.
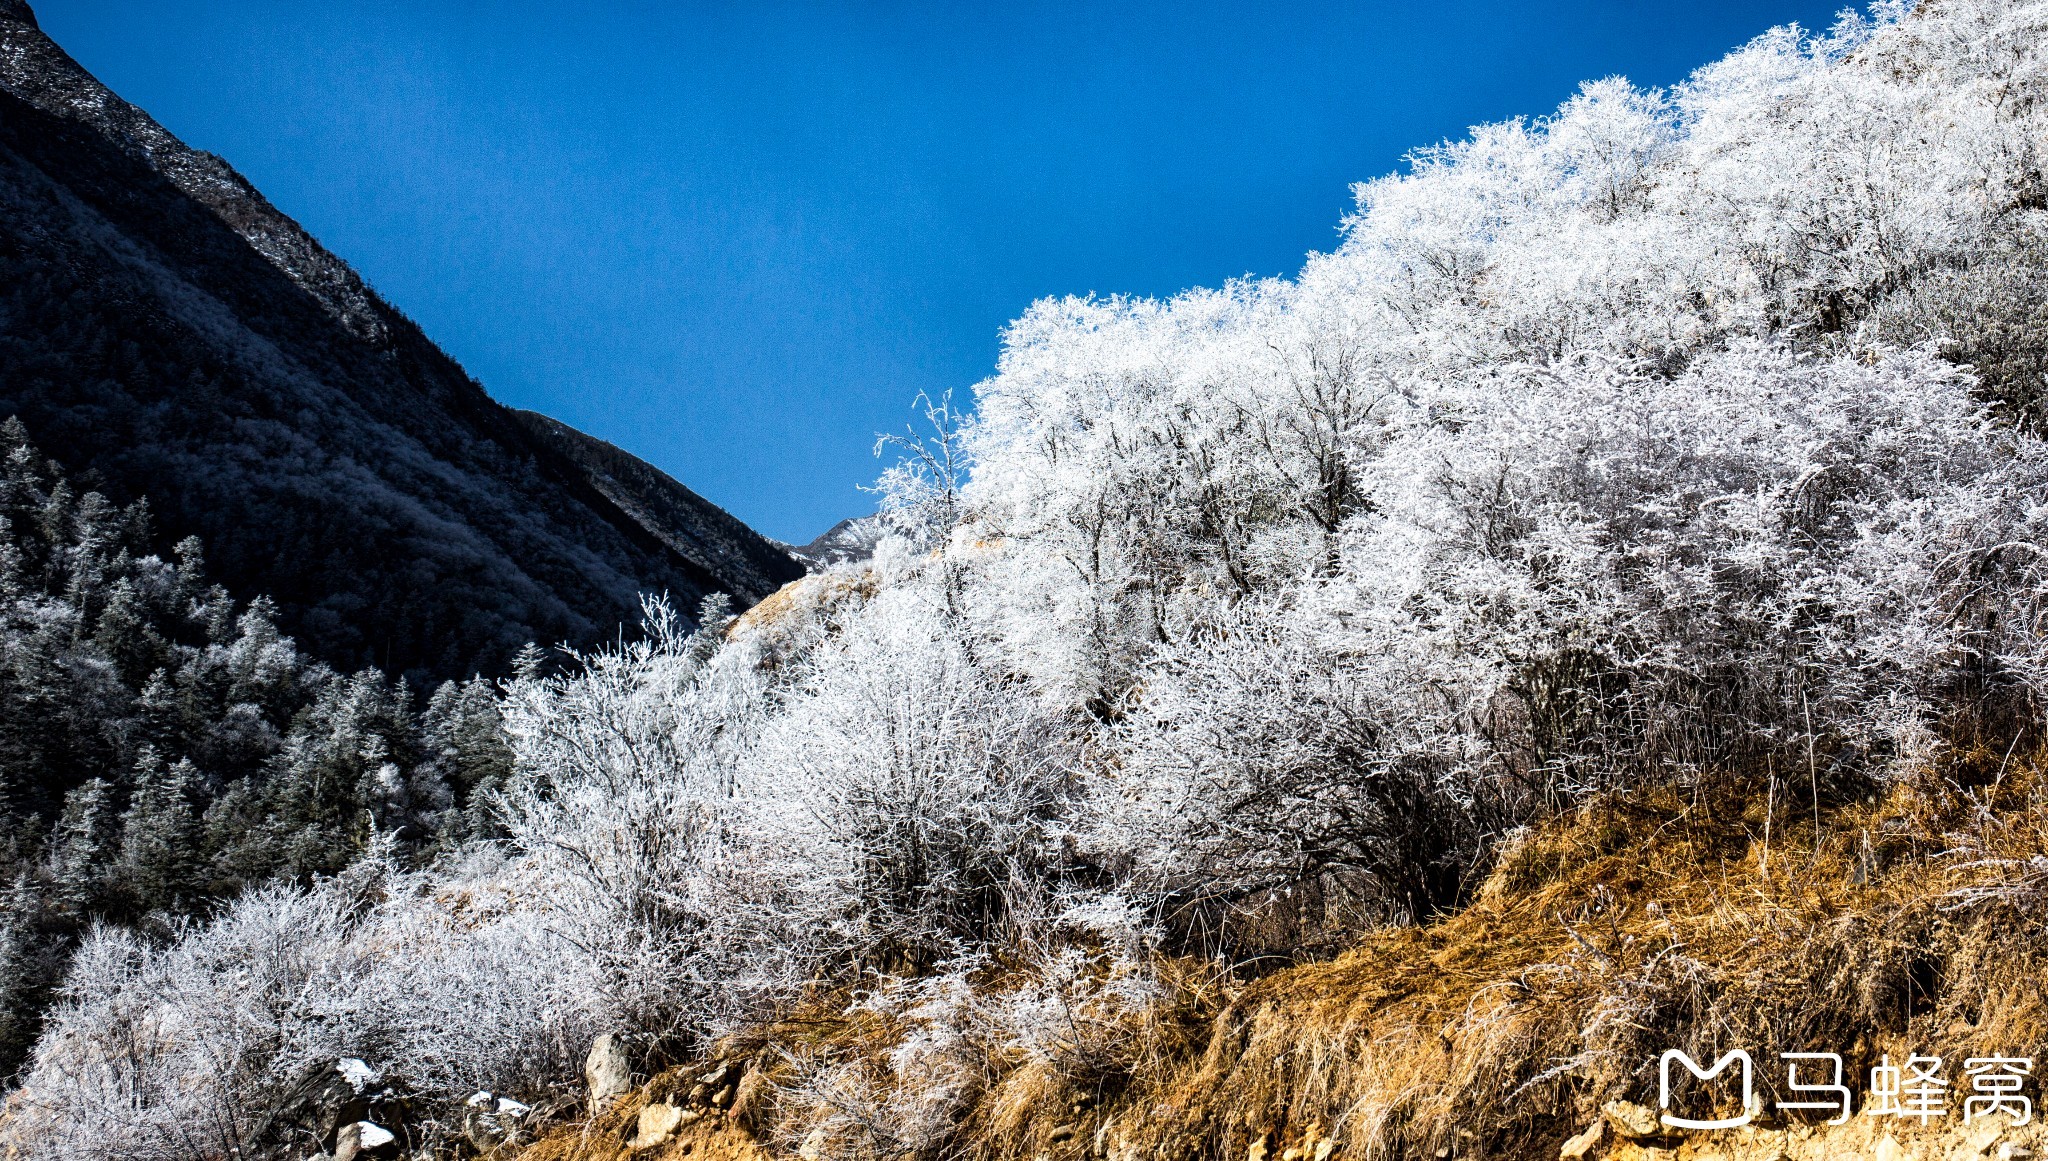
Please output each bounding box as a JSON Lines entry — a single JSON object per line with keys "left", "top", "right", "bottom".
{"left": 39, "top": 1, "right": 1848, "bottom": 544}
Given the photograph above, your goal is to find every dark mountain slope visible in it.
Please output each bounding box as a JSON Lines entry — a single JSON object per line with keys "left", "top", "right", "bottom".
{"left": 0, "top": 0, "right": 801, "bottom": 681}
{"left": 510, "top": 410, "right": 804, "bottom": 606}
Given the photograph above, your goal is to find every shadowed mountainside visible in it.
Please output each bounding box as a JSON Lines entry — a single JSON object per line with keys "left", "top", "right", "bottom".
{"left": 509, "top": 410, "right": 804, "bottom": 607}
{"left": 0, "top": 0, "right": 802, "bottom": 682}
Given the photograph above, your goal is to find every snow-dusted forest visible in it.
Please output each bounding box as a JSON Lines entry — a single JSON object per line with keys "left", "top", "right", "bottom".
{"left": 11, "top": 0, "right": 2048, "bottom": 1156}
{"left": 0, "top": 417, "right": 512, "bottom": 1070}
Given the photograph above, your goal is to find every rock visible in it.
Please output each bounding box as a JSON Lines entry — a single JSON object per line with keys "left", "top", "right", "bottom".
{"left": 1050, "top": 1125, "right": 1079, "bottom": 1146}
{"left": 1313, "top": 1141, "right": 1335, "bottom": 1161}
{"left": 1560, "top": 1120, "right": 1604, "bottom": 1159}
{"left": 712, "top": 1085, "right": 735, "bottom": 1108}
{"left": 1602, "top": 1100, "right": 1664, "bottom": 1141}
{"left": 1949, "top": 1130, "right": 1998, "bottom": 1161}
{"left": 586, "top": 1034, "right": 633, "bottom": 1106}
{"left": 1964, "top": 1120, "right": 2004, "bottom": 1155}
{"left": 459, "top": 1089, "right": 532, "bottom": 1151}
{"left": 463, "top": 1107, "right": 513, "bottom": 1153}
{"left": 800, "top": 1127, "right": 830, "bottom": 1161}
{"left": 336, "top": 1059, "right": 379, "bottom": 1093}
{"left": 1872, "top": 1137, "right": 1902, "bottom": 1161}
{"left": 632, "top": 1102, "right": 686, "bottom": 1151}
{"left": 1249, "top": 1134, "right": 1270, "bottom": 1161}
{"left": 333, "top": 1120, "right": 397, "bottom": 1161}
{"left": 261, "top": 1061, "right": 371, "bottom": 1152}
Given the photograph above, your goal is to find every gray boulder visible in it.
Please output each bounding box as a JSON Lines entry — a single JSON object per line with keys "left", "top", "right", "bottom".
{"left": 586, "top": 1034, "right": 633, "bottom": 1106}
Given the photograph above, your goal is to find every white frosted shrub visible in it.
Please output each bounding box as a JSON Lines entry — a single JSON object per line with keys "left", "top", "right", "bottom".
{"left": 741, "top": 576, "right": 1075, "bottom": 965}
{"left": 5, "top": 858, "right": 597, "bottom": 1161}
{"left": 1095, "top": 342, "right": 2048, "bottom": 931}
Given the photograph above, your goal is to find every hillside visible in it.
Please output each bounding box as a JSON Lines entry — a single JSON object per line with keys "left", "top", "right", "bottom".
{"left": 521, "top": 760, "right": 2048, "bottom": 1161}
{"left": 9, "top": 2, "right": 2048, "bottom": 1161}
{"left": 0, "top": 0, "right": 802, "bottom": 683}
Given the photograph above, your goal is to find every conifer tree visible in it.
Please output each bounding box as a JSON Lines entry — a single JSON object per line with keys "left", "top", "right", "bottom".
{"left": 117, "top": 752, "right": 199, "bottom": 914}
{"left": 421, "top": 677, "right": 514, "bottom": 841}
{"left": 48, "top": 777, "right": 114, "bottom": 914}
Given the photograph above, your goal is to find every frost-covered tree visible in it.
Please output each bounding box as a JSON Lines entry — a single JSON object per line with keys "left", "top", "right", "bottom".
{"left": 116, "top": 751, "right": 200, "bottom": 915}
{"left": 497, "top": 595, "right": 804, "bottom": 1049}
{"left": 419, "top": 676, "right": 515, "bottom": 842}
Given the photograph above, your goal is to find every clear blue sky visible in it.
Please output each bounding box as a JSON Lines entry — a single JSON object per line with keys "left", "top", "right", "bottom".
{"left": 37, "top": 1, "right": 1849, "bottom": 544}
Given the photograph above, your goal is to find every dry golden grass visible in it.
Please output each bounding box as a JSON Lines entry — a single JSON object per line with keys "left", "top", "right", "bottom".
{"left": 1093, "top": 754, "right": 2048, "bottom": 1161}
{"left": 516, "top": 1061, "right": 778, "bottom": 1161}
{"left": 525, "top": 752, "right": 2048, "bottom": 1161}
{"left": 730, "top": 571, "right": 877, "bottom": 643}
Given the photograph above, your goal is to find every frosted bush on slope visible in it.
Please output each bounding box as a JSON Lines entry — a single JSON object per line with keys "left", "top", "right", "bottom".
{"left": 741, "top": 565, "right": 1077, "bottom": 967}
{"left": 969, "top": 0, "right": 2048, "bottom": 933}
{"left": 1092, "top": 342, "right": 2048, "bottom": 932}
{"left": 777, "top": 898, "right": 1165, "bottom": 1161}
{"left": 7, "top": 599, "right": 802, "bottom": 1160}
{"left": 7, "top": 888, "right": 366, "bottom": 1161}
{"left": 966, "top": 0, "right": 2048, "bottom": 712}
{"left": 1327, "top": 3, "right": 2042, "bottom": 365}
{"left": 499, "top": 596, "right": 754, "bottom": 1045}
{"left": 499, "top": 595, "right": 849, "bottom": 1047}
{"left": 5, "top": 854, "right": 592, "bottom": 1161}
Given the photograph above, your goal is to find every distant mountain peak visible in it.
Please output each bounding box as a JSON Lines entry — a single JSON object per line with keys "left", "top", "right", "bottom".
{"left": 790, "top": 516, "right": 888, "bottom": 570}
